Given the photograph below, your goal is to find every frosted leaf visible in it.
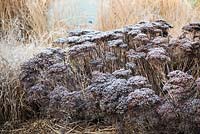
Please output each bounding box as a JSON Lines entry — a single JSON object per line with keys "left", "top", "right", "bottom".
{"left": 68, "top": 42, "right": 96, "bottom": 58}
{"left": 20, "top": 48, "right": 66, "bottom": 88}
{"left": 90, "top": 71, "right": 115, "bottom": 84}
{"left": 126, "top": 62, "right": 136, "bottom": 70}
{"left": 68, "top": 29, "right": 100, "bottom": 37}
{"left": 107, "top": 39, "right": 124, "bottom": 47}
{"left": 146, "top": 47, "right": 171, "bottom": 63}
{"left": 182, "top": 22, "right": 200, "bottom": 32}
{"left": 127, "top": 88, "right": 160, "bottom": 110}
{"left": 105, "top": 52, "right": 118, "bottom": 61}
{"left": 127, "top": 49, "right": 146, "bottom": 60}
{"left": 127, "top": 30, "right": 141, "bottom": 36}
{"left": 157, "top": 101, "right": 177, "bottom": 121}
{"left": 112, "top": 69, "right": 132, "bottom": 78}
{"left": 134, "top": 33, "right": 149, "bottom": 41}
{"left": 125, "top": 20, "right": 172, "bottom": 38}
{"left": 127, "top": 76, "right": 149, "bottom": 88}
{"left": 152, "top": 20, "right": 173, "bottom": 29}
{"left": 49, "top": 86, "right": 69, "bottom": 101}
{"left": 90, "top": 58, "right": 103, "bottom": 67}
{"left": 53, "top": 38, "right": 67, "bottom": 44}
{"left": 65, "top": 36, "right": 80, "bottom": 44}
{"left": 163, "top": 70, "right": 195, "bottom": 102}
{"left": 152, "top": 36, "right": 169, "bottom": 47}
{"left": 91, "top": 31, "right": 123, "bottom": 41}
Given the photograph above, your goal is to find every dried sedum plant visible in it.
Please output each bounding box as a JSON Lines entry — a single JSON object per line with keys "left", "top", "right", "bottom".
{"left": 20, "top": 20, "right": 200, "bottom": 133}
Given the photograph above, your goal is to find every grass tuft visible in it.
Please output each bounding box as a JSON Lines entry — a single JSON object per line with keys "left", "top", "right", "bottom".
{"left": 97, "top": 0, "right": 200, "bottom": 36}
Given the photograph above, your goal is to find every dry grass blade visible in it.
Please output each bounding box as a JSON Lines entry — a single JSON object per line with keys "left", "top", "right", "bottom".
{"left": 0, "top": 119, "right": 116, "bottom": 134}
{"left": 97, "top": 0, "right": 200, "bottom": 36}
{"left": 0, "top": 0, "right": 51, "bottom": 41}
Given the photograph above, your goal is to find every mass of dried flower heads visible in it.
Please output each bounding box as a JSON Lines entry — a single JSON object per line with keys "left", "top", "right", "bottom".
{"left": 20, "top": 20, "right": 200, "bottom": 133}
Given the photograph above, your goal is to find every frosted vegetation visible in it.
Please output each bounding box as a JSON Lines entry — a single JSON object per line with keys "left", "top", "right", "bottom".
{"left": 19, "top": 20, "right": 200, "bottom": 133}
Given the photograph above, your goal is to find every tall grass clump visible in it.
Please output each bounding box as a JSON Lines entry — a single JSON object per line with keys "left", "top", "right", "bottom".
{"left": 0, "top": 59, "right": 25, "bottom": 123}
{"left": 0, "top": 0, "right": 53, "bottom": 122}
{"left": 0, "top": 0, "right": 76, "bottom": 124}
{"left": 0, "top": 0, "right": 52, "bottom": 42}
{"left": 0, "top": 40, "right": 47, "bottom": 124}
{"left": 0, "top": 0, "right": 52, "bottom": 121}
{"left": 98, "top": 0, "right": 200, "bottom": 35}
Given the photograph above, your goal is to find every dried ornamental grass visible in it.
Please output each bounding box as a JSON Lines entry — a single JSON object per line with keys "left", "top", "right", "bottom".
{"left": 97, "top": 0, "right": 200, "bottom": 36}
